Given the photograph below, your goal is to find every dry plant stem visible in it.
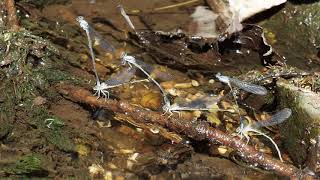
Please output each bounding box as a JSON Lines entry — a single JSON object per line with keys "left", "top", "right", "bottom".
{"left": 58, "top": 84, "right": 315, "bottom": 179}
{"left": 5, "top": 0, "right": 19, "bottom": 31}
{"left": 130, "top": 0, "right": 200, "bottom": 14}
{"left": 153, "top": 0, "right": 199, "bottom": 11}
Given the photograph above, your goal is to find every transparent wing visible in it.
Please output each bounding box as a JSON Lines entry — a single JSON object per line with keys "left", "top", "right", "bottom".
{"left": 133, "top": 58, "right": 155, "bottom": 74}
{"left": 254, "top": 108, "right": 292, "bottom": 128}
{"left": 230, "top": 78, "right": 268, "bottom": 95}
{"left": 175, "top": 95, "right": 221, "bottom": 109}
{"left": 105, "top": 67, "right": 136, "bottom": 86}
{"left": 88, "top": 26, "right": 115, "bottom": 54}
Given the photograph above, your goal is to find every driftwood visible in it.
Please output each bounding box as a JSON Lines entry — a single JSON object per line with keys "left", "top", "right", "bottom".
{"left": 57, "top": 84, "right": 316, "bottom": 179}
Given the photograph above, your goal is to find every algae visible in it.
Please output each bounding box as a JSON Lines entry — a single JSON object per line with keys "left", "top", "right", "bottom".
{"left": 27, "top": 106, "right": 75, "bottom": 153}
{"left": 0, "top": 25, "right": 79, "bottom": 157}
{"left": 0, "top": 114, "right": 11, "bottom": 139}
{"left": 4, "top": 154, "right": 50, "bottom": 176}
{"left": 45, "top": 129, "right": 76, "bottom": 153}
{"left": 0, "top": 81, "right": 15, "bottom": 139}
{"left": 21, "top": 18, "right": 85, "bottom": 69}
{"left": 17, "top": 0, "right": 70, "bottom": 8}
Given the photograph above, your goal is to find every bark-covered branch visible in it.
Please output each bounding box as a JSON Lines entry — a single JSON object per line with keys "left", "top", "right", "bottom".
{"left": 5, "top": 0, "right": 19, "bottom": 31}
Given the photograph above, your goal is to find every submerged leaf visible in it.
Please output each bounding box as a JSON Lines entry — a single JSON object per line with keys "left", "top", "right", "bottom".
{"left": 140, "top": 92, "right": 162, "bottom": 110}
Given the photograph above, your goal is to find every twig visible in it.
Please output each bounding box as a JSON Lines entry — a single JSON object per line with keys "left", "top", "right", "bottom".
{"left": 5, "top": 0, "right": 20, "bottom": 31}
{"left": 130, "top": 0, "right": 200, "bottom": 14}
{"left": 57, "top": 84, "right": 315, "bottom": 179}
{"left": 153, "top": 0, "right": 199, "bottom": 11}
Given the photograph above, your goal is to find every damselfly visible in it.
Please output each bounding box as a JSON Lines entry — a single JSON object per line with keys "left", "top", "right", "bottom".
{"left": 163, "top": 95, "right": 222, "bottom": 116}
{"left": 93, "top": 67, "right": 139, "bottom": 98}
{"left": 237, "top": 108, "right": 292, "bottom": 162}
{"left": 216, "top": 73, "right": 268, "bottom": 126}
{"left": 77, "top": 16, "right": 100, "bottom": 84}
{"left": 215, "top": 73, "right": 267, "bottom": 95}
{"left": 121, "top": 53, "right": 169, "bottom": 104}
{"left": 118, "top": 4, "right": 148, "bottom": 44}
{"left": 253, "top": 108, "right": 292, "bottom": 129}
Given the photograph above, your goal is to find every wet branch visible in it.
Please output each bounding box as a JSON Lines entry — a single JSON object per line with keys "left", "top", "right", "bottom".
{"left": 5, "top": 0, "right": 20, "bottom": 31}
{"left": 57, "top": 84, "right": 314, "bottom": 179}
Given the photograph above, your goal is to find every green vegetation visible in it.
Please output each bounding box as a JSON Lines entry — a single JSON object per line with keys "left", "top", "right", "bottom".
{"left": 0, "top": 25, "right": 80, "bottom": 155}
{"left": 4, "top": 154, "right": 50, "bottom": 176}
{"left": 17, "top": 0, "right": 70, "bottom": 8}
{"left": 46, "top": 128, "right": 76, "bottom": 152}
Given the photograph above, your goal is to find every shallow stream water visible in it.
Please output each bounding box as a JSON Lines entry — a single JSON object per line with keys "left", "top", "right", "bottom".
{"left": 0, "top": 0, "right": 319, "bottom": 179}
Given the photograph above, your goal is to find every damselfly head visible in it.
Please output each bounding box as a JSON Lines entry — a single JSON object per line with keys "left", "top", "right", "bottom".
{"left": 120, "top": 52, "right": 135, "bottom": 64}
{"left": 120, "top": 52, "right": 128, "bottom": 65}
{"left": 93, "top": 82, "right": 107, "bottom": 91}
{"left": 76, "top": 16, "right": 89, "bottom": 31}
{"left": 215, "top": 73, "right": 229, "bottom": 84}
{"left": 162, "top": 96, "right": 171, "bottom": 111}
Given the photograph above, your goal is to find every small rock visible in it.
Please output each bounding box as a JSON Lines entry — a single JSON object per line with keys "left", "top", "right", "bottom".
{"left": 174, "top": 82, "right": 193, "bottom": 89}
{"left": 161, "top": 81, "right": 175, "bottom": 89}
{"left": 191, "top": 80, "right": 200, "bottom": 87}
{"left": 33, "top": 96, "right": 47, "bottom": 106}
{"left": 209, "top": 79, "right": 215, "bottom": 84}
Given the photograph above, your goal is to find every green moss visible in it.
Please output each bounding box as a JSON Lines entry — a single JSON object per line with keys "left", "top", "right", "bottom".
{"left": 27, "top": 106, "right": 51, "bottom": 128}
{"left": 34, "top": 68, "right": 84, "bottom": 86}
{"left": 0, "top": 114, "right": 11, "bottom": 139}
{"left": 277, "top": 80, "right": 307, "bottom": 164}
{"left": 0, "top": 28, "right": 83, "bottom": 119}
{"left": 0, "top": 18, "right": 91, "bottom": 178}
{"left": 44, "top": 117, "right": 65, "bottom": 129}
{"left": 45, "top": 129, "right": 75, "bottom": 153}
{"left": 0, "top": 80, "right": 16, "bottom": 138}
{"left": 16, "top": 79, "right": 37, "bottom": 103}
{"left": 26, "top": 105, "right": 75, "bottom": 152}
{"left": 5, "top": 154, "right": 49, "bottom": 176}
{"left": 20, "top": 18, "right": 84, "bottom": 69}
{"left": 17, "top": 0, "right": 70, "bottom": 8}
